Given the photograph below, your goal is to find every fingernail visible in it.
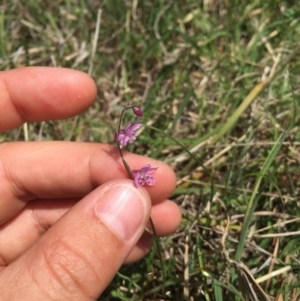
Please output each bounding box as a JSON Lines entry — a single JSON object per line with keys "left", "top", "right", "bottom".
{"left": 95, "top": 184, "right": 147, "bottom": 241}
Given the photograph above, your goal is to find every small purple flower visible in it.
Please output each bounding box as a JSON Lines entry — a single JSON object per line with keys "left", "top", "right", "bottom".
{"left": 133, "top": 106, "right": 143, "bottom": 117}
{"left": 132, "top": 164, "right": 158, "bottom": 187}
{"left": 117, "top": 122, "right": 142, "bottom": 147}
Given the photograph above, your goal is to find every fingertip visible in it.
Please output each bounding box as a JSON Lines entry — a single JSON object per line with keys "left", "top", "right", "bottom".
{"left": 152, "top": 200, "right": 182, "bottom": 236}
{"left": 57, "top": 68, "right": 97, "bottom": 106}
{"left": 123, "top": 232, "right": 152, "bottom": 264}
{"left": 124, "top": 199, "right": 182, "bottom": 263}
{"left": 0, "top": 67, "right": 97, "bottom": 130}
{"left": 141, "top": 160, "right": 177, "bottom": 203}
{"left": 156, "top": 161, "right": 177, "bottom": 196}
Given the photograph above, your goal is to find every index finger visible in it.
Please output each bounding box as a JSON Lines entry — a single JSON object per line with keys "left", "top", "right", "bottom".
{"left": 0, "top": 67, "right": 97, "bottom": 131}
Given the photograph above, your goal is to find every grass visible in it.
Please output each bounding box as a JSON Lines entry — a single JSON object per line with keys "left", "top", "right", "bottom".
{"left": 1, "top": 0, "right": 300, "bottom": 300}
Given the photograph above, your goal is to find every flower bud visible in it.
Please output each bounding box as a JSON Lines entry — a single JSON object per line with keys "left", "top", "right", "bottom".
{"left": 133, "top": 106, "right": 143, "bottom": 116}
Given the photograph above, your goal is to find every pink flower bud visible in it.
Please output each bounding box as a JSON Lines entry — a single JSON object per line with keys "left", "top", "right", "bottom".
{"left": 133, "top": 106, "right": 143, "bottom": 117}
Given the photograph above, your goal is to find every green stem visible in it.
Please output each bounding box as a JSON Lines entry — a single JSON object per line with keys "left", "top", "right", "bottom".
{"left": 116, "top": 105, "right": 164, "bottom": 293}
{"left": 149, "top": 217, "right": 165, "bottom": 294}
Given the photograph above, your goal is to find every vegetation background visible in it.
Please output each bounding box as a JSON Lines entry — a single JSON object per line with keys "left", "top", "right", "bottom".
{"left": 1, "top": 0, "right": 300, "bottom": 300}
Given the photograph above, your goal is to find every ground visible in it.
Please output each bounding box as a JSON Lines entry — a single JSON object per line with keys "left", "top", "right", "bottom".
{"left": 1, "top": 1, "right": 300, "bottom": 300}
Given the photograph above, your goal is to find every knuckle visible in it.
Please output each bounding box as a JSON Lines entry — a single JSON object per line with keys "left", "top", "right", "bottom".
{"left": 39, "top": 239, "right": 101, "bottom": 299}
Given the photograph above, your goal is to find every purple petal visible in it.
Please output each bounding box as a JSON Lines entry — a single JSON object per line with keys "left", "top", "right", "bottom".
{"left": 118, "top": 131, "right": 130, "bottom": 146}
{"left": 124, "top": 123, "right": 133, "bottom": 131}
{"left": 145, "top": 176, "right": 155, "bottom": 185}
{"left": 136, "top": 176, "right": 144, "bottom": 187}
{"left": 122, "top": 137, "right": 131, "bottom": 147}
{"left": 127, "top": 122, "right": 142, "bottom": 132}
{"left": 115, "top": 123, "right": 142, "bottom": 147}
{"left": 141, "top": 164, "right": 158, "bottom": 173}
{"left": 132, "top": 164, "right": 158, "bottom": 187}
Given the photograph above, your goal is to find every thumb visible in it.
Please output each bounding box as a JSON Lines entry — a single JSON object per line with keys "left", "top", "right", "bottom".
{"left": 3, "top": 179, "right": 151, "bottom": 301}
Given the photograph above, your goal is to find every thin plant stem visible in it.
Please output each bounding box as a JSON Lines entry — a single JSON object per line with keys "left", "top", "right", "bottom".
{"left": 117, "top": 105, "right": 135, "bottom": 135}
{"left": 115, "top": 105, "right": 164, "bottom": 293}
{"left": 149, "top": 216, "right": 165, "bottom": 293}
{"left": 116, "top": 105, "right": 136, "bottom": 179}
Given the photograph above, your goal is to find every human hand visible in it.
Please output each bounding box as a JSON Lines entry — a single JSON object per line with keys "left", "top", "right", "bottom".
{"left": 0, "top": 67, "right": 181, "bottom": 300}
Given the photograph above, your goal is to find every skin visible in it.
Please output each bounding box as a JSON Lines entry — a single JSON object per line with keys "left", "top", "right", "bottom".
{"left": 0, "top": 67, "right": 181, "bottom": 300}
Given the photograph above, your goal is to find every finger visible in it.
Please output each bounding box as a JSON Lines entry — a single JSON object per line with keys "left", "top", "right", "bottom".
{"left": 124, "top": 199, "right": 182, "bottom": 264}
{"left": 0, "top": 142, "right": 177, "bottom": 223}
{"left": 0, "top": 67, "right": 97, "bottom": 131}
{"left": 0, "top": 198, "right": 181, "bottom": 265}
{"left": 151, "top": 199, "right": 182, "bottom": 237}
{"left": 1, "top": 180, "right": 151, "bottom": 300}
